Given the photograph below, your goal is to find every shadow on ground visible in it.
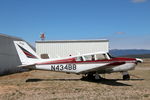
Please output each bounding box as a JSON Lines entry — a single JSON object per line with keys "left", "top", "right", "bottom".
{"left": 25, "top": 78, "right": 144, "bottom": 86}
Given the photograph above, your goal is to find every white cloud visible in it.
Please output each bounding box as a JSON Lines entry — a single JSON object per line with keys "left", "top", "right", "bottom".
{"left": 131, "top": 0, "right": 147, "bottom": 3}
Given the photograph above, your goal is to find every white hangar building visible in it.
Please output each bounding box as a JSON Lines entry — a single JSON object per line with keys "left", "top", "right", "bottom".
{"left": 36, "top": 39, "right": 109, "bottom": 59}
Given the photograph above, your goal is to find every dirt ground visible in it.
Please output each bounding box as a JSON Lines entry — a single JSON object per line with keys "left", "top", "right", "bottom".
{"left": 0, "top": 59, "right": 150, "bottom": 100}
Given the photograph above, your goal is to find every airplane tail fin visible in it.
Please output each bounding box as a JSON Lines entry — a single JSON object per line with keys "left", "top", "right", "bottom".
{"left": 14, "top": 41, "right": 41, "bottom": 65}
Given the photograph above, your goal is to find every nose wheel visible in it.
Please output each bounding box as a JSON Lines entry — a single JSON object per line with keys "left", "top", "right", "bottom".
{"left": 123, "top": 74, "right": 130, "bottom": 80}
{"left": 122, "top": 72, "right": 130, "bottom": 80}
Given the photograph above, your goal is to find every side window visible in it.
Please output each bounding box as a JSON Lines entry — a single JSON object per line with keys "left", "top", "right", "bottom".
{"left": 84, "top": 55, "right": 95, "bottom": 61}
{"left": 95, "top": 54, "right": 107, "bottom": 60}
{"left": 75, "top": 56, "right": 83, "bottom": 61}
{"left": 84, "top": 55, "right": 92, "bottom": 61}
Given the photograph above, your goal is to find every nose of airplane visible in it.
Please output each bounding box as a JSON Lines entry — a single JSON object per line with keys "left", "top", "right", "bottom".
{"left": 136, "top": 58, "right": 143, "bottom": 63}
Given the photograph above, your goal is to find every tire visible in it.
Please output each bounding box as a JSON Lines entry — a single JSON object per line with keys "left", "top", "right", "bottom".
{"left": 123, "top": 74, "right": 130, "bottom": 80}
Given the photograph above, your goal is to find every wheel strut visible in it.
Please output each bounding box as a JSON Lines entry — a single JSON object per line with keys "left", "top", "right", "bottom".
{"left": 122, "top": 72, "right": 130, "bottom": 80}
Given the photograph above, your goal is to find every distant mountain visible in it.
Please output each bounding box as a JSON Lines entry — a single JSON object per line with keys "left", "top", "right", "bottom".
{"left": 110, "top": 49, "right": 150, "bottom": 58}
{"left": 121, "top": 54, "right": 150, "bottom": 58}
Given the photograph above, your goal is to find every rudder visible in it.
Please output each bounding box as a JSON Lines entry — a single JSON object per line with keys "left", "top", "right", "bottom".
{"left": 14, "top": 41, "right": 40, "bottom": 65}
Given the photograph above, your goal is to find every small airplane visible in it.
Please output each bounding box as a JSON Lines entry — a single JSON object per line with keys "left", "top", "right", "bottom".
{"left": 14, "top": 41, "right": 143, "bottom": 80}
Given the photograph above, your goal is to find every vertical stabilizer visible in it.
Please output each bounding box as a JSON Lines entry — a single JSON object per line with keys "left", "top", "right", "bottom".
{"left": 14, "top": 41, "right": 40, "bottom": 65}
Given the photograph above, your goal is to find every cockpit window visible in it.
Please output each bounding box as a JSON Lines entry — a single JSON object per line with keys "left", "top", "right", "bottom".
{"left": 95, "top": 54, "right": 107, "bottom": 60}
{"left": 75, "top": 54, "right": 108, "bottom": 61}
{"left": 84, "top": 55, "right": 95, "bottom": 61}
{"left": 75, "top": 56, "right": 83, "bottom": 61}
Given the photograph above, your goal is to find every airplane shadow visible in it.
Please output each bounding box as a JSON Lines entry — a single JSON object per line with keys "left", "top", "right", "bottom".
{"left": 25, "top": 78, "right": 144, "bottom": 86}
{"left": 26, "top": 78, "right": 81, "bottom": 82}
{"left": 82, "top": 78, "right": 144, "bottom": 86}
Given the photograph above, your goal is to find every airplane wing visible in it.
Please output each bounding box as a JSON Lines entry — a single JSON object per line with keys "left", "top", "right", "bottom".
{"left": 78, "top": 62, "right": 126, "bottom": 74}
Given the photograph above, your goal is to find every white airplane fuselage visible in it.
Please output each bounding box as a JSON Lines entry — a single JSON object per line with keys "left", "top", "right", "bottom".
{"left": 34, "top": 57, "right": 139, "bottom": 74}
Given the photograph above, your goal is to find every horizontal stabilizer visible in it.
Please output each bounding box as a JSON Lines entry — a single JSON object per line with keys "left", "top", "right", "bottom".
{"left": 17, "top": 64, "right": 36, "bottom": 69}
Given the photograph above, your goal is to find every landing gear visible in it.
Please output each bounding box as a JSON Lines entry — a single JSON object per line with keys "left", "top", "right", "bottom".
{"left": 81, "top": 73, "right": 102, "bottom": 80}
{"left": 95, "top": 73, "right": 101, "bottom": 80}
{"left": 122, "top": 72, "right": 130, "bottom": 80}
{"left": 81, "top": 73, "right": 94, "bottom": 80}
{"left": 123, "top": 74, "right": 130, "bottom": 80}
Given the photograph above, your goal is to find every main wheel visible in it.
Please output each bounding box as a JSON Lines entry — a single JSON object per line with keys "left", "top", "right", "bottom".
{"left": 94, "top": 73, "right": 102, "bottom": 80}
{"left": 81, "top": 73, "right": 95, "bottom": 80}
{"left": 87, "top": 73, "right": 95, "bottom": 80}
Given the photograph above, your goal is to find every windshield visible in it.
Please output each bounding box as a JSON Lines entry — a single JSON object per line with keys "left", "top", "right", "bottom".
{"left": 107, "top": 53, "right": 115, "bottom": 58}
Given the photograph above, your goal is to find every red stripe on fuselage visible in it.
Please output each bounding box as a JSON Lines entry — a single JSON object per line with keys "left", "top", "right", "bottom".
{"left": 106, "top": 62, "right": 126, "bottom": 66}
{"left": 36, "top": 57, "right": 136, "bottom": 65}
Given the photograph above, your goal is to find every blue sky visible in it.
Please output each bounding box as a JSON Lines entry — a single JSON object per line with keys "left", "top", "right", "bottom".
{"left": 0, "top": 0, "right": 150, "bottom": 49}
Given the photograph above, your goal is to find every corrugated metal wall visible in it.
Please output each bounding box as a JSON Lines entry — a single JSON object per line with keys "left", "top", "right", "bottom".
{"left": 36, "top": 40, "right": 109, "bottom": 59}
{"left": 0, "top": 34, "right": 22, "bottom": 75}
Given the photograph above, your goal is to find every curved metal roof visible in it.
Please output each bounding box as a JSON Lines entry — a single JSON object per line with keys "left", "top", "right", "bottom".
{"left": 0, "top": 33, "right": 23, "bottom": 40}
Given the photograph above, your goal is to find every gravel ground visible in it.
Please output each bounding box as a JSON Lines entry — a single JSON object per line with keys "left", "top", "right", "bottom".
{"left": 0, "top": 59, "right": 150, "bottom": 100}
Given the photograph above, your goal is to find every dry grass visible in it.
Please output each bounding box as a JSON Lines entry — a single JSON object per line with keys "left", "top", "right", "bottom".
{"left": 0, "top": 59, "right": 150, "bottom": 100}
